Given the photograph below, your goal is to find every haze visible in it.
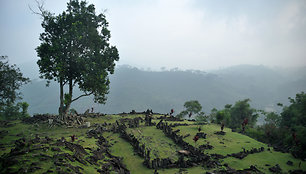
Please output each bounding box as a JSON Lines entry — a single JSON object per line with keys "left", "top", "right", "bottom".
{"left": 1, "top": 0, "right": 306, "bottom": 71}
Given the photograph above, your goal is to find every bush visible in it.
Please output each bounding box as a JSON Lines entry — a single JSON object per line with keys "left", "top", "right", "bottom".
{"left": 196, "top": 112, "right": 208, "bottom": 123}
{"left": 0, "top": 102, "right": 30, "bottom": 120}
{"left": 245, "top": 127, "right": 266, "bottom": 143}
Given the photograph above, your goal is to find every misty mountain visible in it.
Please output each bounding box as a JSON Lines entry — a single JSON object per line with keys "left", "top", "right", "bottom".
{"left": 20, "top": 64, "right": 306, "bottom": 116}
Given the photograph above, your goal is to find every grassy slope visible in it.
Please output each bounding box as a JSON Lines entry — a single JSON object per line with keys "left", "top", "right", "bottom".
{"left": 174, "top": 124, "right": 267, "bottom": 155}
{"left": 104, "top": 131, "right": 207, "bottom": 174}
{"left": 127, "top": 126, "right": 180, "bottom": 160}
{"left": 1, "top": 115, "right": 306, "bottom": 174}
{"left": 174, "top": 124, "right": 306, "bottom": 173}
{"left": 0, "top": 121, "right": 103, "bottom": 173}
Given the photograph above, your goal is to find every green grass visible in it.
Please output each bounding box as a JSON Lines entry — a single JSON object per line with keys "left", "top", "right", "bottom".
{"left": 175, "top": 124, "right": 267, "bottom": 155}
{"left": 127, "top": 126, "right": 180, "bottom": 160}
{"left": 158, "top": 166, "right": 207, "bottom": 174}
{"left": 104, "top": 131, "right": 209, "bottom": 174}
{"left": 104, "top": 131, "right": 153, "bottom": 174}
{"left": 1, "top": 116, "right": 306, "bottom": 174}
{"left": 0, "top": 120, "right": 109, "bottom": 173}
{"left": 223, "top": 151, "right": 306, "bottom": 173}
{"left": 86, "top": 114, "right": 122, "bottom": 124}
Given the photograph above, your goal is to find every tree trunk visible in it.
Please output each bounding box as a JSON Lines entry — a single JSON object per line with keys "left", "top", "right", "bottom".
{"left": 59, "top": 78, "right": 64, "bottom": 119}
{"left": 63, "top": 78, "right": 73, "bottom": 116}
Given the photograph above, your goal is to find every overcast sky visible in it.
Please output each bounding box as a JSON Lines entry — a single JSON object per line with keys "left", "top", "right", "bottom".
{"left": 1, "top": 0, "right": 306, "bottom": 71}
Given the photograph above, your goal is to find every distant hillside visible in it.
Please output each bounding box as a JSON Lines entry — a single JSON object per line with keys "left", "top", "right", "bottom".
{"left": 20, "top": 64, "right": 306, "bottom": 116}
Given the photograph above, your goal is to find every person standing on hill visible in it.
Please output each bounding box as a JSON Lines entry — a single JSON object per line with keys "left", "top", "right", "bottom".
{"left": 193, "top": 135, "right": 199, "bottom": 147}
{"left": 170, "top": 109, "right": 174, "bottom": 116}
{"left": 221, "top": 122, "right": 225, "bottom": 132}
{"left": 241, "top": 118, "right": 248, "bottom": 133}
{"left": 292, "top": 130, "right": 299, "bottom": 146}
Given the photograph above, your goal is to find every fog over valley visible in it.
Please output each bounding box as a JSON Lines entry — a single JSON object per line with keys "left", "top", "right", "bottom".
{"left": 20, "top": 63, "right": 306, "bottom": 122}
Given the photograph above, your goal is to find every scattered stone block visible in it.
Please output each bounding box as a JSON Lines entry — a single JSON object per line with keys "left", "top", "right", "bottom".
{"left": 287, "top": 160, "right": 293, "bottom": 166}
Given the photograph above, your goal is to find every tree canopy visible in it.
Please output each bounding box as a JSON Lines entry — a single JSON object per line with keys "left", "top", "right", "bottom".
{"left": 177, "top": 100, "right": 203, "bottom": 119}
{"left": 280, "top": 92, "right": 306, "bottom": 128}
{"left": 36, "top": 0, "right": 119, "bottom": 116}
{"left": 210, "top": 99, "right": 258, "bottom": 129}
{"left": 243, "top": 92, "right": 306, "bottom": 159}
{"left": 229, "top": 99, "right": 258, "bottom": 128}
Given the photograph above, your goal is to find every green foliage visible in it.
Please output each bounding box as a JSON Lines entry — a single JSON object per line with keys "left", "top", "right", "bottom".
{"left": 195, "top": 112, "right": 208, "bottom": 123}
{"left": 209, "top": 108, "right": 218, "bottom": 123}
{"left": 177, "top": 100, "right": 202, "bottom": 118}
{"left": 176, "top": 110, "right": 187, "bottom": 119}
{"left": 242, "top": 92, "right": 306, "bottom": 159}
{"left": 0, "top": 56, "right": 30, "bottom": 120}
{"left": 215, "top": 110, "right": 224, "bottom": 124}
{"left": 0, "top": 56, "right": 30, "bottom": 107}
{"left": 69, "top": 108, "right": 78, "bottom": 115}
{"left": 215, "top": 109, "right": 231, "bottom": 125}
{"left": 184, "top": 100, "right": 202, "bottom": 114}
{"left": 210, "top": 99, "right": 257, "bottom": 129}
{"left": 290, "top": 125, "right": 306, "bottom": 158}
{"left": 278, "top": 92, "right": 306, "bottom": 158}
{"left": 281, "top": 92, "right": 306, "bottom": 128}
{"left": 18, "top": 102, "right": 30, "bottom": 118}
{"left": 228, "top": 99, "right": 258, "bottom": 128}
{"left": 64, "top": 93, "right": 72, "bottom": 105}
{"left": 1, "top": 114, "right": 306, "bottom": 173}
{"left": 245, "top": 127, "right": 266, "bottom": 142}
{"left": 265, "top": 112, "right": 281, "bottom": 127}
{"left": 0, "top": 102, "right": 30, "bottom": 120}
{"left": 36, "top": 0, "right": 119, "bottom": 115}
{"left": 0, "top": 103, "right": 19, "bottom": 120}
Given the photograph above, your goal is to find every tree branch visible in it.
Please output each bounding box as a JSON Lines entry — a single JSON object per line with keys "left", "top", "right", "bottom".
{"left": 63, "top": 80, "right": 68, "bottom": 85}
{"left": 28, "top": 0, "right": 45, "bottom": 17}
{"left": 73, "top": 80, "right": 78, "bottom": 87}
{"left": 71, "top": 92, "right": 94, "bottom": 102}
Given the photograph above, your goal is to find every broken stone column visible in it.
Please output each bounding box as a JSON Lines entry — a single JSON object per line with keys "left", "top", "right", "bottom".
{"left": 85, "top": 122, "right": 91, "bottom": 128}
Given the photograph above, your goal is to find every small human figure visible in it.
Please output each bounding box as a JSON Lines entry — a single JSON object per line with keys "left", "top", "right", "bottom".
{"left": 241, "top": 118, "right": 248, "bottom": 133}
{"left": 299, "top": 161, "right": 301, "bottom": 168}
{"left": 189, "top": 112, "right": 192, "bottom": 119}
{"left": 221, "top": 122, "right": 225, "bottom": 132}
{"left": 61, "top": 137, "right": 65, "bottom": 143}
{"left": 198, "top": 127, "right": 201, "bottom": 132}
{"left": 91, "top": 107, "right": 94, "bottom": 113}
{"left": 71, "top": 135, "right": 76, "bottom": 142}
{"left": 243, "top": 118, "right": 248, "bottom": 126}
{"left": 193, "top": 135, "right": 199, "bottom": 147}
{"left": 170, "top": 109, "right": 174, "bottom": 116}
{"left": 292, "top": 131, "right": 299, "bottom": 146}
{"left": 242, "top": 123, "right": 245, "bottom": 132}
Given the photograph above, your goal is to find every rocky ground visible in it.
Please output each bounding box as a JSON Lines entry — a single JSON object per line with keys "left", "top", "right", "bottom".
{"left": 0, "top": 112, "right": 306, "bottom": 174}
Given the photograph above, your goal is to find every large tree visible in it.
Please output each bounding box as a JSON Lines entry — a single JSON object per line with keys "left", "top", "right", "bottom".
{"left": 36, "top": 0, "right": 119, "bottom": 116}
{"left": 177, "top": 100, "right": 203, "bottom": 119}
{"left": 229, "top": 99, "right": 258, "bottom": 128}
{"left": 280, "top": 92, "right": 306, "bottom": 128}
